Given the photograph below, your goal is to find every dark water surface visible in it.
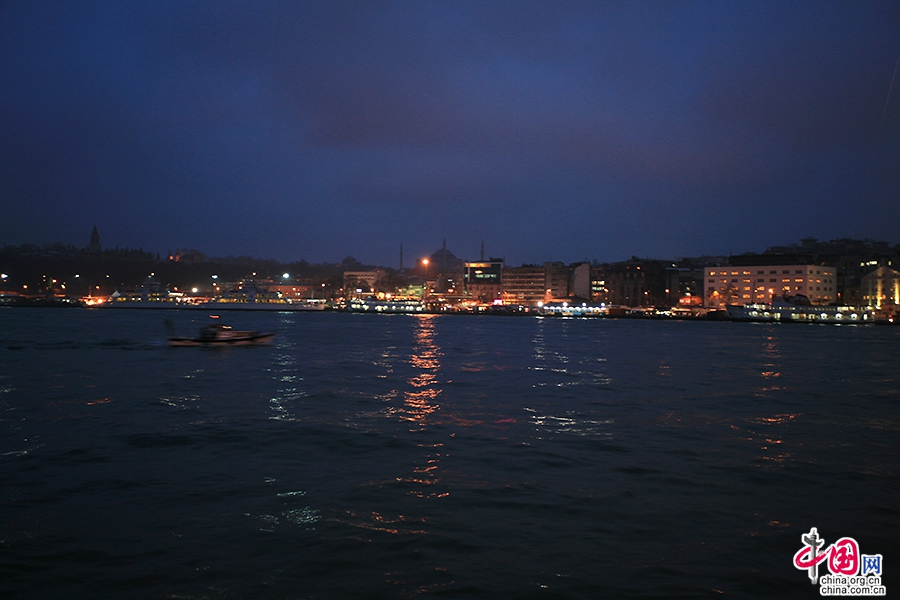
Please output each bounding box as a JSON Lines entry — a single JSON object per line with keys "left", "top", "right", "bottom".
{"left": 1, "top": 308, "right": 898, "bottom": 599}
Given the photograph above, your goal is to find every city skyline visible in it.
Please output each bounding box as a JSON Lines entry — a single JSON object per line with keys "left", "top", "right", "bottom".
{"left": 4, "top": 225, "right": 899, "bottom": 271}
{"left": 4, "top": 223, "right": 898, "bottom": 272}
{"left": 2, "top": 2, "right": 900, "bottom": 267}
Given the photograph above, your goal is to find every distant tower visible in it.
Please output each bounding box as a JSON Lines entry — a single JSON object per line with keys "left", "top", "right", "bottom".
{"left": 480, "top": 240, "right": 485, "bottom": 261}
{"left": 400, "top": 243, "right": 404, "bottom": 270}
{"left": 89, "top": 225, "right": 101, "bottom": 253}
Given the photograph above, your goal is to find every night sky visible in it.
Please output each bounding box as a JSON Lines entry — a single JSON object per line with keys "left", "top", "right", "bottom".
{"left": 2, "top": 1, "right": 899, "bottom": 267}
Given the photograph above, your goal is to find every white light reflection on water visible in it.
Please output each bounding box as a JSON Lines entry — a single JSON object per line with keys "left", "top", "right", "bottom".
{"left": 529, "top": 366, "right": 612, "bottom": 388}
{"left": 268, "top": 329, "right": 306, "bottom": 419}
{"left": 254, "top": 481, "right": 320, "bottom": 532}
{"left": 525, "top": 407, "right": 615, "bottom": 438}
{"left": 525, "top": 319, "right": 614, "bottom": 439}
{"left": 527, "top": 319, "right": 611, "bottom": 389}
{"left": 158, "top": 394, "right": 201, "bottom": 409}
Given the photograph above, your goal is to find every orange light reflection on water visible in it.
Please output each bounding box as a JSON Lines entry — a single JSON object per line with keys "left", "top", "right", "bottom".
{"left": 402, "top": 315, "right": 449, "bottom": 499}
{"left": 400, "top": 315, "right": 442, "bottom": 429}
{"left": 756, "top": 334, "right": 784, "bottom": 394}
{"left": 747, "top": 413, "right": 797, "bottom": 464}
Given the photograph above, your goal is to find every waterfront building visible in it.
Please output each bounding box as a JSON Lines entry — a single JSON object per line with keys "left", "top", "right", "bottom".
{"left": 501, "top": 265, "right": 548, "bottom": 306}
{"left": 267, "top": 282, "right": 318, "bottom": 299}
{"left": 704, "top": 265, "right": 836, "bottom": 308}
{"left": 544, "top": 262, "right": 570, "bottom": 301}
{"left": 343, "top": 270, "right": 386, "bottom": 297}
{"left": 671, "top": 257, "right": 721, "bottom": 306}
{"left": 603, "top": 258, "right": 679, "bottom": 307}
{"left": 861, "top": 266, "right": 900, "bottom": 309}
{"left": 733, "top": 238, "right": 899, "bottom": 305}
{"left": 499, "top": 262, "right": 581, "bottom": 306}
{"left": 464, "top": 260, "right": 503, "bottom": 304}
{"left": 570, "top": 263, "right": 591, "bottom": 301}
{"left": 590, "top": 266, "right": 607, "bottom": 303}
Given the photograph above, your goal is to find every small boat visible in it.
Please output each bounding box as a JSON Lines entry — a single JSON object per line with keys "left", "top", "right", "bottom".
{"left": 168, "top": 322, "right": 275, "bottom": 346}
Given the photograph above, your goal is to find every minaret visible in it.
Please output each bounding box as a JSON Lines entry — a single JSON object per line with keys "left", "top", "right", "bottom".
{"left": 400, "top": 243, "right": 404, "bottom": 271}
{"left": 89, "top": 225, "right": 101, "bottom": 253}
{"left": 480, "top": 240, "right": 485, "bottom": 261}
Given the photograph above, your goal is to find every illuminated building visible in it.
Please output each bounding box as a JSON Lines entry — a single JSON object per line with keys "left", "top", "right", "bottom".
{"left": 861, "top": 266, "right": 900, "bottom": 309}
{"left": 500, "top": 262, "right": 573, "bottom": 306}
{"left": 267, "top": 282, "right": 317, "bottom": 299}
{"left": 704, "top": 265, "right": 836, "bottom": 308}
{"left": 501, "top": 265, "right": 545, "bottom": 305}
{"left": 590, "top": 266, "right": 607, "bottom": 303}
{"left": 343, "top": 270, "right": 386, "bottom": 297}
{"left": 464, "top": 260, "right": 503, "bottom": 304}
{"left": 729, "top": 238, "right": 898, "bottom": 305}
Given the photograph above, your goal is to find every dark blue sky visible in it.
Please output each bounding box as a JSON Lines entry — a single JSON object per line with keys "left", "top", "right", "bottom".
{"left": 2, "top": 1, "right": 899, "bottom": 267}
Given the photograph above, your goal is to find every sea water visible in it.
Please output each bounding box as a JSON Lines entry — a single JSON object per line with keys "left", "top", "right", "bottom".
{"left": 1, "top": 308, "right": 898, "bottom": 599}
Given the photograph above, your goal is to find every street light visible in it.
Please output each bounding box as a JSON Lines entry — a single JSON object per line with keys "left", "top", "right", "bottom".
{"left": 422, "top": 259, "right": 431, "bottom": 299}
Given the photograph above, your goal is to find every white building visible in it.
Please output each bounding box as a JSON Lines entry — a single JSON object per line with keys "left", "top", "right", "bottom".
{"left": 343, "top": 270, "right": 386, "bottom": 297}
{"left": 704, "top": 265, "right": 836, "bottom": 308}
{"left": 861, "top": 266, "right": 900, "bottom": 309}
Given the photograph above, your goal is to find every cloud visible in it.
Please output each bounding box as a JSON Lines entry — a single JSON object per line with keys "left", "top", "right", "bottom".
{"left": 2, "top": 1, "right": 899, "bottom": 264}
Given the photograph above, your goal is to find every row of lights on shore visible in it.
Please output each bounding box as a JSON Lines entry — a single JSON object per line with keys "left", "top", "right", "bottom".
{"left": 3, "top": 258, "right": 438, "bottom": 296}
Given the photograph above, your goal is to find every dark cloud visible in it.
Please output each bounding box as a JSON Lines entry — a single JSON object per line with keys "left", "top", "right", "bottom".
{"left": 1, "top": 1, "right": 898, "bottom": 264}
